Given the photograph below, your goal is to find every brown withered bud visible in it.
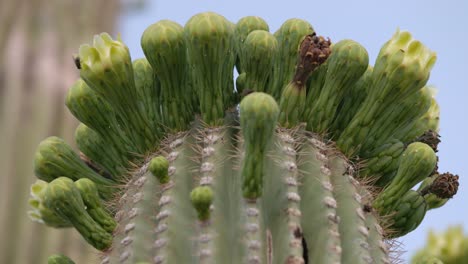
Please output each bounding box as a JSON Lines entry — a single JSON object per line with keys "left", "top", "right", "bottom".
{"left": 293, "top": 33, "right": 331, "bottom": 85}
{"left": 422, "top": 172, "right": 459, "bottom": 199}
{"left": 416, "top": 130, "right": 441, "bottom": 152}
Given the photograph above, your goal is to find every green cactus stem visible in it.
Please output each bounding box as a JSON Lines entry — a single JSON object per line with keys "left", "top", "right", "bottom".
{"left": 298, "top": 137, "right": 342, "bottom": 264}
{"left": 150, "top": 133, "right": 198, "bottom": 264}
{"left": 42, "top": 177, "right": 112, "bottom": 250}
{"left": 34, "top": 137, "right": 115, "bottom": 198}
{"left": 329, "top": 155, "right": 373, "bottom": 263}
{"left": 103, "top": 165, "right": 161, "bottom": 264}
{"left": 262, "top": 128, "right": 305, "bottom": 263}
{"left": 74, "top": 178, "right": 116, "bottom": 233}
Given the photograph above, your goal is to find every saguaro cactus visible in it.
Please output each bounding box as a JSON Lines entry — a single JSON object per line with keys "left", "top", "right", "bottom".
{"left": 28, "top": 12, "right": 459, "bottom": 264}
{"left": 412, "top": 226, "right": 468, "bottom": 264}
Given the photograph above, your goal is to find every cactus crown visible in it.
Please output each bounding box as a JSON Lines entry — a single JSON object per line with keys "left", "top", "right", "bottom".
{"left": 28, "top": 12, "right": 459, "bottom": 264}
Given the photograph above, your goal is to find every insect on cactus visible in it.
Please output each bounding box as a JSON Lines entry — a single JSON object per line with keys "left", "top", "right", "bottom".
{"left": 27, "top": 11, "right": 460, "bottom": 264}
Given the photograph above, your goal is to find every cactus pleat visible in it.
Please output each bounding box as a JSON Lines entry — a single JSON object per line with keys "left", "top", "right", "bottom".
{"left": 28, "top": 12, "right": 460, "bottom": 264}
{"left": 298, "top": 136, "right": 341, "bottom": 263}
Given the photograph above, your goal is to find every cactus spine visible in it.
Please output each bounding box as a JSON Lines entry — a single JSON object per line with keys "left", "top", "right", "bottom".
{"left": 28, "top": 12, "right": 459, "bottom": 264}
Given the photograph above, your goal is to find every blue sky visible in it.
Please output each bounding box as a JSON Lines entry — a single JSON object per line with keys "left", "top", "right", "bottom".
{"left": 119, "top": 0, "right": 468, "bottom": 260}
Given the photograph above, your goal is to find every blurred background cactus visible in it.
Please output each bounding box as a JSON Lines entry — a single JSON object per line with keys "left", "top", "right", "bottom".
{"left": 0, "top": 0, "right": 126, "bottom": 263}
{"left": 412, "top": 226, "right": 468, "bottom": 264}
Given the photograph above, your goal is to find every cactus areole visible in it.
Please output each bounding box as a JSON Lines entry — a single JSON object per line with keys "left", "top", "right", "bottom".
{"left": 28, "top": 12, "right": 459, "bottom": 264}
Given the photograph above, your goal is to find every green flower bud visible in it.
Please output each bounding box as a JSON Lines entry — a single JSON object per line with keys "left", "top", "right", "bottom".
{"left": 185, "top": 12, "right": 236, "bottom": 125}
{"left": 240, "top": 30, "right": 278, "bottom": 93}
{"left": 28, "top": 180, "right": 70, "bottom": 228}
{"left": 190, "top": 186, "right": 214, "bottom": 221}
{"left": 74, "top": 178, "right": 116, "bottom": 233}
{"left": 240, "top": 92, "right": 279, "bottom": 199}
{"left": 79, "top": 33, "right": 135, "bottom": 109}
{"left": 388, "top": 190, "right": 427, "bottom": 238}
{"left": 79, "top": 33, "right": 155, "bottom": 151}
{"left": 47, "top": 254, "right": 75, "bottom": 264}
{"left": 149, "top": 156, "right": 170, "bottom": 184}
{"left": 361, "top": 139, "right": 405, "bottom": 185}
{"left": 374, "top": 142, "right": 437, "bottom": 215}
{"left": 337, "top": 30, "right": 437, "bottom": 155}
{"left": 234, "top": 16, "right": 269, "bottom": 73}
{"left": 43, "top": 177, "right": 112, "bottom": 250}
{"left": 33, "top": 136, "right": 115, "bottom": 199}
{"left": 141, "top": 20, "right": 192, "bottom": 130}
{"left": 304, "top": 39, "right": 368, "bottom": 133}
